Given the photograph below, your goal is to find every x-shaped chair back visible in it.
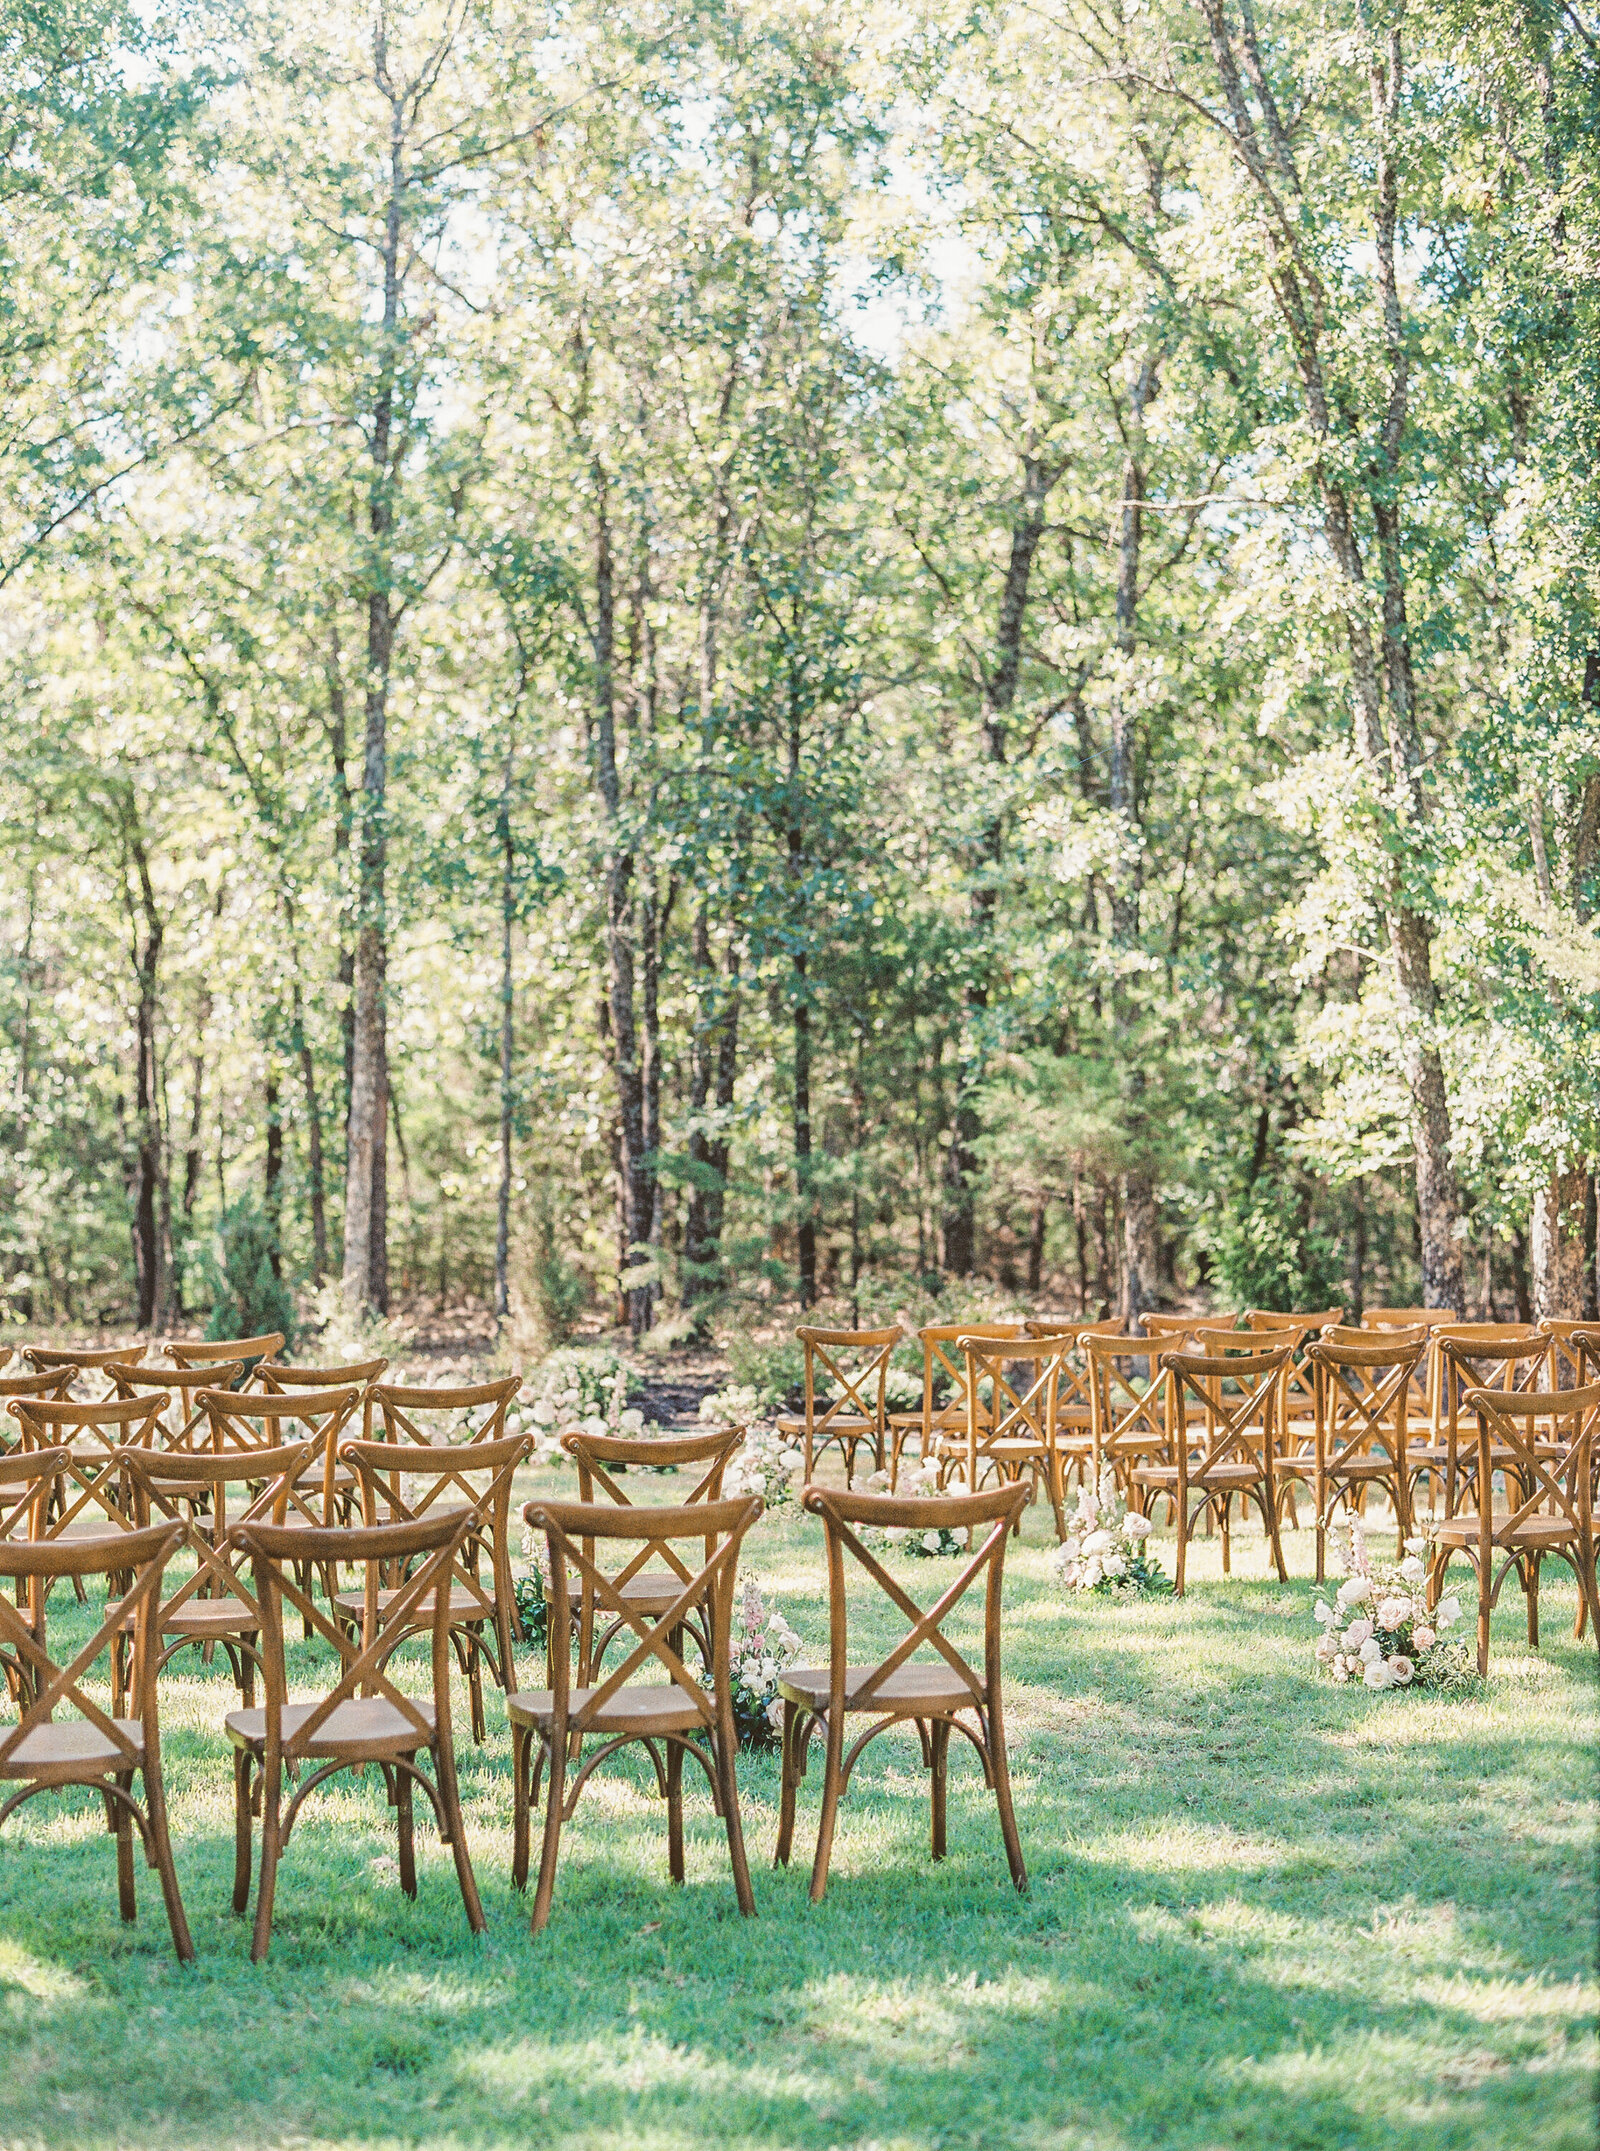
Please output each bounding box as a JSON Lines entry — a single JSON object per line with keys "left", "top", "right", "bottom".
{"left": 1438, "top": 1329, "right": 1550, "bottom": 1461}
{"left": 254, "top": 1356, "right": 389, "bottom": 1400}
{"left": 1538, "top": 1321, "right": 1592, "bottom": 1393}
{"left": 236, "top": 1509, "right": 477, "bottom": 1757}
{"left": 803, "top": 1478, "right": 1029, "bottom": 1720}
{"left": 0, "top": 1520, "right": 184, "bottom": 1775}
{"left": 561, "top": 1424, "right": 743, "bottom": 1594}
{"left": 957, "top": 1336, "right": 1069, "bottom": 1477}
{"left": 1159, "top": 1341, "right": 1291, "bottom": 1478}
{"left": 24, "top": 1342, "right": 146, "bottom": 1403}
{"left": 167, "top": 1332, "right": 284, "bottom": 1381}
{"left": 795, "top": 1325, "right": 900, "bottom": 1474}
{"left": 915, "top": 1323, "right": 1026, "bottom": 1432}
{"left": 530, "top": 1493, "right": 763, "bottom": 1736}
{"left": 1245, "top": 1309, "right": 1340, "bottom": 1428}
{"left": 1462, "top": 1381, "right": 1599, "bottom": 1547}
{"left": 200, "top": 1384, "right": 363, "bottom": 1519}
{"left": 341, "top": 1429, "right": 532, "bottom": 1632}
{"left": 0, "top": 1368, "right": 75, "bottom": 1445}
{"left": 0, "top": 1444, "right": 68, "bottom": 1544}
{"left": 8, "top": 1393, "right": 166, "bottom": 1545}
{"left": 1362, "top": 1307, "right": 1457, "bottom": 1421}
{"left": 364, "top": 1375, "right": 515, "bottom": 1450}
{"left": 1083, "top": 1330, "right": 1170, "bottom": 1473}
{"left": 1023, "top": 1318, "right": 1122, "bottom": 1423}
{"left": 109, "top": 1359, "right": 245, "bottom": 1454}
{"left": 1308, "top": 1325, "right": 1427, "bottom": 1476}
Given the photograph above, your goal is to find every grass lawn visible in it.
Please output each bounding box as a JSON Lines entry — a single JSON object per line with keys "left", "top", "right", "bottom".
{"left": 0, "top": 1471, "right": 1594, "bottom": 2151}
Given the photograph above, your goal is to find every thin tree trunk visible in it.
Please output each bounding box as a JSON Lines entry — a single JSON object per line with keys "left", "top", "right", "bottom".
{"left": 793, "top": 950, "right": 816, "bottom": 1308}
{"left": 495, "top": 736, "right": 515, "bottom": 1328}
{"left": 120, "top": 797, "right": 166, "bottom": 1330}
{"left": 263, "top": 1054, "right": 283, "bottom": 1279}
{"left": 1027, "top": 1199, "right": 1046, "bottom": 1293}
{"left": 1531, "top": 1165, "right": 1590, "bottom": 1319}
{"left": 292, "top": 979, "right": 327, "bottom": 1286}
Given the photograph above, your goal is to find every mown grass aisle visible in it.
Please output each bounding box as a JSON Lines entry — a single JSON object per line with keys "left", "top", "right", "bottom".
{"left": 0, "top": 1485, "right": 1593, "bottom": 2151}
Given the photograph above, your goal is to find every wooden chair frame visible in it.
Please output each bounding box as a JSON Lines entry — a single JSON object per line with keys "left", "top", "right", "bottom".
{"left": 1302, "top": 1326, "right": 1428, "bottom": 1581}
{"left": 229, "top": 1509, "right": 486, "bottom": 1961}
{"left": 775, "top": 1479, "right": 1030, "bottom": 1902}
{"left": 889, "top": 1322, "right": 1027, "bottom": 1490}
{"left": 1429, "top": 1382, "right": 1600, "bottom": 1675}
{"left": 956, "top": 1335, "right": 1073, "bottom": 1539}
{"left": 559, "top": 1425, "right": 744, "bottom": 1694}
{"left": 509, "top": 1493, "right": 762, "bottom": 1934}
{"left": 0, "top": 1520, "right": 193, "bottom": 1960}
{"left": 252, "top": 1355, "right": 388, "bottom": 1397}
{"left": 1429, "top": 1329, "right": 1551, "bottom": 1519}
{"left": 8, "top": 1394, "right": 167, "bottom": 1589}
{"left": 337, "top": 1428, "right": 533, "bottom": 1742}
{"left": 166, "top": 1332, "right": 284, "bottom": 1378}
{"left": 1083, "top": 1331, "right": 1171, "bottom": 1488}
{"left": 1137, "top": 1343, "right": 1292, "bottom": 1595}
{"left": 200, "top": 1385, "right": 365, "bottom": 1631}
{"left": 780, "top": 1326, "right": 901, "bottom": 1486}
{"left": 0, "top": 1446, "right": 70, "bottom": 1703}
{"left": 109, "top": 1360, "right": 246, "bottom": 1464}
{"left": 24, "top": 1342, "right": 147, "bottom": 1402}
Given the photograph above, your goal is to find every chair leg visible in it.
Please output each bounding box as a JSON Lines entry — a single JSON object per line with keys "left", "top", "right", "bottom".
{"left": 716, "top": 1715, "right": 756, "bottom": 1917}
{"left": 1477, "top": 1553, "right": 1492, "bottom": 1679}
{"left": 114, "top": 1774, "right": 137, "bottom": 1923}
{"left": 396, "top": 1766, "right": 417, "bottom": 1898}
{"left": 1264, "top": 1490, "right": 1288, "bottom": 1584}
{"left": 529, "top": 1735, "right": 566, "bottom": 1935}
{"left": 143, "top": 1758, "right": 195, "bottom": 1963}
{"left": 1173, "top": 1499, "right": 1189, "bottom": 1597}
{"left": 250, "top": 1756, "right": 284, "bottom": 1963}
{"left": 232, "top": 1749, "right": 254, "bottom": 1915}
{"left": 511, "top": 1724, "right": 533, "bottom": 1891}
{"left": 987, "top": 1700, "right": 1028, "bottom": 1893}
{"left": 666, "top": 1737, "right": 685, "bottom": 1884}
{"left": 774, "top": 1701, "right": 801, "bottom": 1868}
{"left": 808, "top": 1706, "right": 846, "bottom": 1906}
{"left": 1525, "top": 1554, "right": 1540, "bottom": 1649}
{"left": 434, "top": 1735, "right": 487, "bottom": 1937}
{"left": 1220, "top": 1496, "right": 1231, "bottom": 1575}
{"left": 930, "top": 1719, "right": 950, "bottom": 1861}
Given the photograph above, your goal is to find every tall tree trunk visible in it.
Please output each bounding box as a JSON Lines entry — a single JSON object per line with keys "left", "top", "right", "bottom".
{"left": 943, "top": 450, "right": 1054, "bottom": 1275}
{"left": 1531, "top": 1165, "right": 1590, "bottom": 1319}
{"left": 793, "top": 949, "right": 816, "bottom": 1308}
{"left": 1346, "top": 1176, "right": 1367, "bottom": 1324}
{"left": 495, "top": 716, "right": 516, "bottom": 1328}
{"left": 263, "top": 1053, "right": 282, "bottom": 1278}
{"left": 120, "top": 797, "right": 167, "bottom": 1330}
{"left": 639, "top": 876, "right": 666, "bottom": 1328}
{"left": 291, "top": 978, "right": 327, "bottom": 1286}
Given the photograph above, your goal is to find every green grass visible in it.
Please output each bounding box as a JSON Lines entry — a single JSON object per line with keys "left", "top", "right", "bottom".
{"left": 0, "top": 1477, "right": 1594, "bottom": 2151}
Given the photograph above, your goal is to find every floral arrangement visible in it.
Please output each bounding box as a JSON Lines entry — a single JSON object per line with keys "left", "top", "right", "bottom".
{"left": 720, "top": 1576, "right": 805, "bottom": 1748}
{"left": 514, "top": 1353, "right": 659, "bottom": 1463}
{"left": 700, "top": 1388, "right": 804, "bottom": 1508}
{"left": 1312, "top": 1522, "right": 1472, "bottom": 1690}
{"left": 513, "top": 1528, "right": 553, "bottom": 1651}
{"left": 861, "top": 1460, "right": 966, "bottom": 1557}
{"left": 1052, "top": 1470, "right": 1168, "bottom": 1597}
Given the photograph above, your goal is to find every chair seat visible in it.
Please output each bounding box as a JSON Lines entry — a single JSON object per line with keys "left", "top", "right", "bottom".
{"left": 778, "top": 1661, "right": 977, "bottom": 1714}
{"left": 225, "top": 1695, "right": 437, "bottom": 1758}
{"left": 109, "top": 1590, "right": 259, "bottom": 1637}
{"left": 332, "top": 1584, "right": 497, "bottom": 1625}
{"left": 1131, "top": 1460, "right": 1262, "bottom": 1487}
{"left": 775, "top": 1415, "right": 877, "bottom": 1439}
{"left": 1431, "top": 1514, "right": 1581, "bottom": 1548}
{"left": 505, "top": 1684, "right": 708, "bottom": 1736}
{"left": 0, "top": 1718, "right": 146, "bottom": 1778}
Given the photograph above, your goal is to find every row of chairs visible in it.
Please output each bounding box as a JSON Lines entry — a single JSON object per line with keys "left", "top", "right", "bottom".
{"left": 0, "top": 1338, "right": 1033, "bottom": 1961}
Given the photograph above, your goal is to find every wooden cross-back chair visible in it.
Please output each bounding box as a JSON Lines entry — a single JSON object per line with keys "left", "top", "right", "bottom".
{"left": 166, "top": 1331, "right": 284, "bottom": 1380}
{"left": 1024, "top": 1318, "right": 1125, "bottom": 1488}
{"left": 1299, "top": 1325, "right": 1428, "bottom": 1580}
{"left": 200, "top": 1384, "right": 366, "bottom": 1630}
{"left": 775, "top": 1479, "right": 1030, "bottom": 1903}
{"left": 252, "top": 1355, "right": 388, "bottom": 1398}
{"left": 559, "top": 1424, "right": 745, "bottom": 1693}
{"left": 336, "top": 1428, "right": 534, "bottom": 1743}
{"left": 1245, "top": 1309, "right": 1341, "bottom": 1449}
{"left": 228, "top": 1507, "right": 487, "bottom": 1961}
{"left": 362, "top": 1373, "right": 514, "bottom": 1446}
{"left": 1429, "top": 1381, "right": 1600, "bottom": 1675}
{"left": 509, "top": 1492, "right": 763, "bottom": 1934}
{"left": 886, "top": 1322, "right": 1025, "bottom": 1491}
{"left": 24, "top": 1341, "right": 146, "bottom": 1403}
{"left": 8, "top": 1394, "right": 166, "bottom": 1594}
{"left": 0, "top": 1366, "right": 76, "bottom": 1444}
{"left": 1082, "top": 1329, "right": 1172, "bottom": 1489}
{"left": 0, "top": 1447, "right": 69, "bottom": 1703}
{"left": 0, "top": 1520, "right": 194, "bottom": 1960}
{"left": 115, "top": 1437, "right": 321, "bottom": 1712}
{"left": 1424, "top": 1327, "right": 1550, "bottom": 1520}
{"left": 1135, "top": 1341, "right": 1292, "bottom": 1594}
{"left": 956, "top": 1334, "right": 1074, "bottom": 1539}
{"left": 1538, "top": 1319, "right": 1593, "bottom": 1393}
{"left": 1361, "top": 1307, "right": 1468, "bottom": 1440}
{"left": 778, "top": 1326, "right": 900, "bottom": 1487}
{"left": 108, "top": 1361, "right": 246, "bottom": 1503}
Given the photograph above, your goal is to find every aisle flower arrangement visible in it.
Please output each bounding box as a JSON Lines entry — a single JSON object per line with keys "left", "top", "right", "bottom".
{"left": 700, "top": 1389, "right": 805, "bottom": 1507}
{"left": 514, "top": 1354, "right": 659, "bottom": 1462}
{"left": 862, "top": 1460, "right": 966, "bottom": 1557}
{"left": 1053, "top": 1470, "right": 1169, "bottom": 1597}
{"left": 721, "top": 1576, "right": 805, "bottom": 1747}
{"left": 1312, "top": 1522, "right": 1473, "bottom": 1690}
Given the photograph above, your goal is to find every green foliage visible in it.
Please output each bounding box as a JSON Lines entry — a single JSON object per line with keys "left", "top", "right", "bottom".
{"left": 1209, "top": 1175, "right": 1347, "bottom": 1317}
{"left": 196, "top": 1200, "right": 296, "bottom": 1349}
{"left": 721, "top": 1328, "right": 807, "bottom": 1412}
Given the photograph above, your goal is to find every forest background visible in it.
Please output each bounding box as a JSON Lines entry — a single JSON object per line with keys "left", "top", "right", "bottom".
{"left": 3, "top": 0, "right": 1598, "bottom": 1359}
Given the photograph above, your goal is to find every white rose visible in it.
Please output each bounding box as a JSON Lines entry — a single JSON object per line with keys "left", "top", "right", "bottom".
{"left": 1387, "top": 1656, "right": 1415, "bottom": 1686}
{"left": 1376, "top": 1597, "right": 1412, "bottom": 1632}
{"left": 532, "top": 1397, "right": 555, "bottom": 1426}
{"left": 1315, "top": 1634, "right": 1338, "bottom": 1662}
{"left": 1343, "top": 1618, "right": 1373, "bottom": 1648}
{"left": 1336, "top": 1577, "right": 1373, "bottom": 1607}
{"left": 619, "top": 1408, "right": 645, "bottom": 1432}
{"left": 922, "top": 1530, "right": 943, "bottom": 1554}
{"left": 883, "top": 1526, "right": 907, "bottom": 1545}
{"left": 1083, "top": 1529, "right": 1115, "bottom": 1556}
{"left": 1411, "top": 1625, "right": 1435, "bottom": 1652}
{"left": 1313, "top": 1600, "right": 1336, "bottom": 1626}
{"left": 1332, "top": 1663, "right": 1349, "bottom": 1682}
{"left": 1081, "top": 1557, "right": 1103, "bottom": 1587}
{"left": 1399, "top": 1556, "right": 1425, "bottom": 1582}
{"left": 1359, "top": 1638, "right": 1382, "bottom": 1664}
{"left": 580, "top": 1415, "right": 607, "bottom": 1439}
{"left": 1103, "top": 1553, "right": 1127, "bottom": 1578}
{"left": 1123, "top": 1513, "right": 1153, "bottom": 1539}
{"left": 1363, "top": 1660, "right": 1393, "bottom": 1689}
{"left": 765, "top": 1697, "right": 784, "bottom": 1731}
{"left": 1436, "top": 1596, "right": 1461, "bottom": 1627}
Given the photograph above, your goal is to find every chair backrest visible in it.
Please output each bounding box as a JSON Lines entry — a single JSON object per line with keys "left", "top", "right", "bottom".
{"left": 166, "top": 1332, "right": 285, "bottom": 1371}
{"left": 1022, "top": 1318, "right": 1123, "bottom": 1419}
{"left": 0, "top": 1521, "right": 185, "bottom": 1769}
{"left": 0, "top": 1367, "right": 76, "bottom": 1435}
{"left": 1306, "top": 1326, "right": 1428, "bottom": 1473}
{"left": 796, "top": 1326, "right": 901, "bottom": 1438}
{"left": 253, "top": 1356, "right": 389, "bottom": 1395}
{"left": 1537, "top": 1320, "right": 1594, "bottom": 1392}
{"left": 1246, "top": 1307, "right": 1343, "bottom": 1332}
{"left": 364, "top": 1375, "right": 517, "bottom": 1447}
{"left": 956, "top": 1336, "right": 1070, "bottom": 1470}
{"left": 559, "top": 1425, "right": 744, "bottom": 1601}
{"left": 1436, "top": 1326, "right": 1549, "bottom": 1447}
{"left": 1082, "top": 1329, "right": 1172, "bottom": 1465}
{"left": 1571, "top": 1328, "right": 1600, "bottom": 1385}
{"left": 199, "top": 1384, "right": 364, "bottom": 1517}
{"left": 121, "top": 1438, "right": 320, "bottom": 1625}
{"left": 8, "top": 1393, "right": 169, "bottom": 1543}
{"left": 109, "top": 1359, "right": 245, "bottom": 1453}
{"left": 527, "top": 1493, "right": 763, "bottom": 1735}
{"left": 0, "top": 1445, "right": 70, "bottom": 1541}
{"left": 341, "top": 1429, "right": 533, "bottom": 1627}
{"left": 1141, "top": 1313, "right": 1226, "bottom": 1345}
{"left": 911, "top": 1323, "right": 1027, "bottom": 1425}
{"left": 802, "top": 1479, "right": 1030, "bottom": 1718}
{"left": 1158, "top": 1341, "right": 1292, "bottom": 1474}
{"left": 235, "top": 1509, "right": 476, "bottom": 1758}
{"left": 24, "top": 1341, "right": 147, "bottom": 1402}
{"left": 1461, "top": 1381, "right": 1600, "bottom": 1542}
